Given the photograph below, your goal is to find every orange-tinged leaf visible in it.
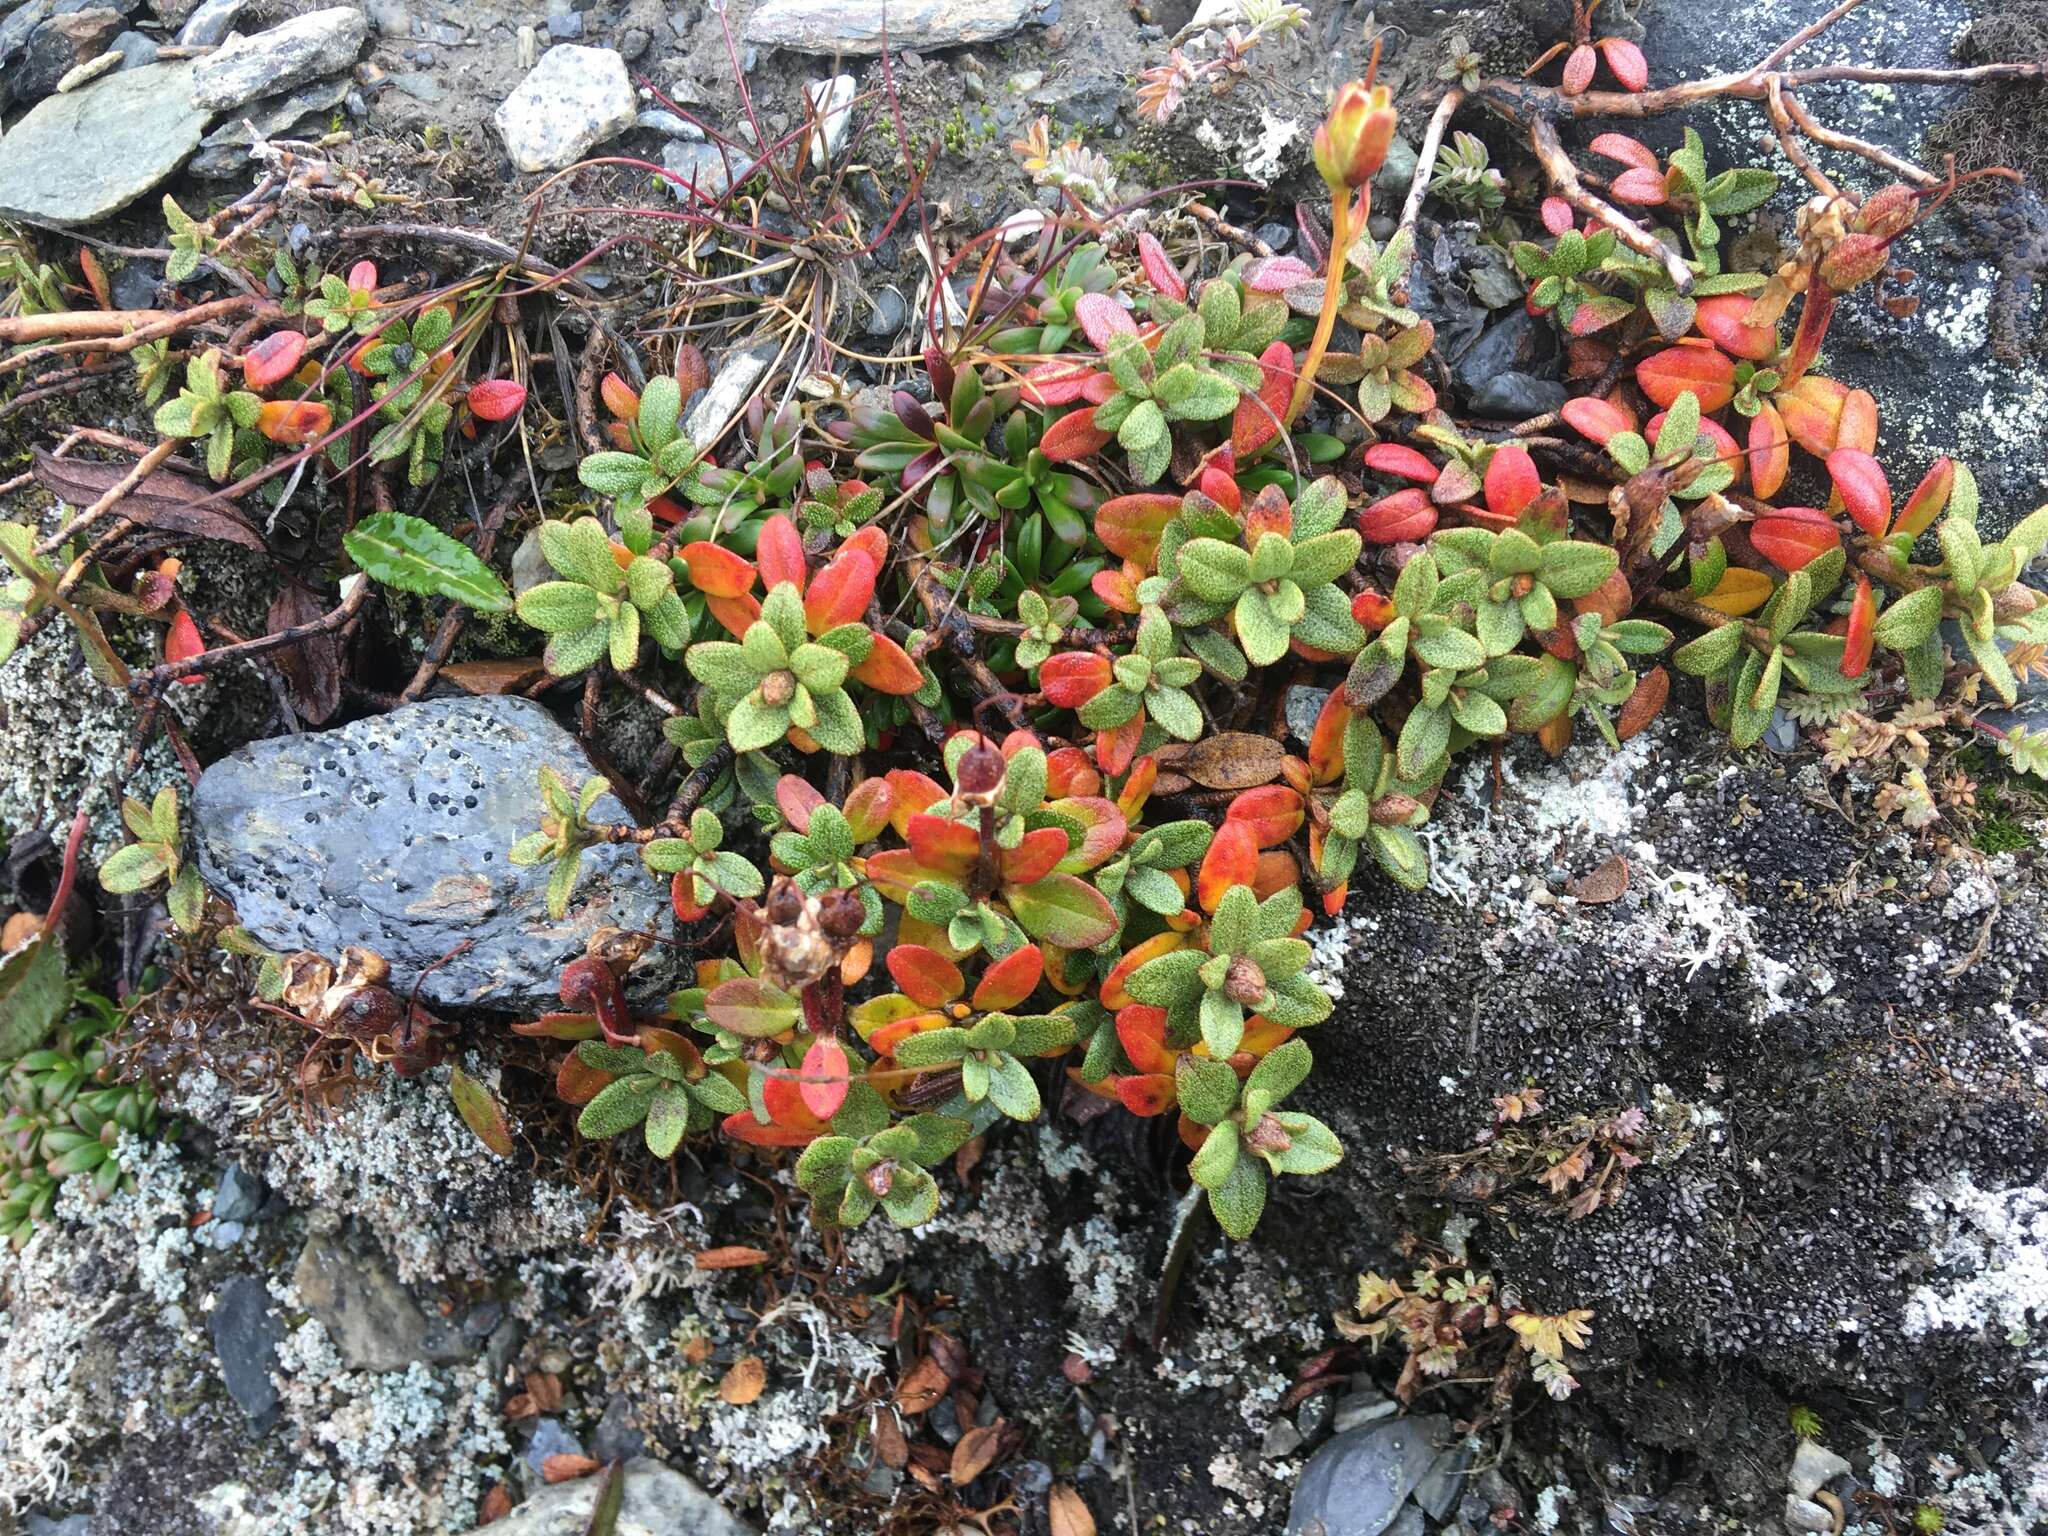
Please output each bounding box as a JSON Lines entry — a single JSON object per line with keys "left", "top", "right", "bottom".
{"left": 1115, "top": 1074, "right": 1178, "bottom": 1116}
{"left": 799, "top": 1037, "right": 850, "bottom": 1120}
{"left": 1115, "top": 1004, "right": 1173, "bottom": 1072}
{"left": 1094, "top": 714, "right": 1145, "bottom": 777}
{"left": 883, "top": 770, "right": 946, "bottom": 832}
{"left": 1843, "top": 575, "right": 1875, "bottom": 678}
{"left": 1232, "top": 339, "right": 1296, "bottom": 457}
{"left": 843, "top": 776, "right": 894, "bottom": 843}
{"left": 864, "top": 1005, "right": 951, "bottom": 1056}
{"left": 256, "top": 399, "right": 332, "bottom": 445}
{"left": 600, "top": 371, "right": 640, "bottom": 420}
{"left": 756, "top": 514, "right": 807, "bottom": 592}
{"left": 694, "top": 1245, "right": 772, "bottom": 1268}
{"left": 1252, "top": 849, "right": 1304, "bottom": 907}
{"left": 1775, "top": 375, "right": 1848, "bottom": 457}
{"left": 1306, "top": 691, "right": 1354, "bottom": 784}
{"left": 972, "top": 944, "right": 1045, "bottom": 1010}
{"left": 849, "top": 632, "right": 923, "bottom": 694}
{"left": 896, "top": 1355, "right": 949, "bottom": 1413}
{"left": 1748, "top": 405, "right": 1790, "bottom": 499}
{"left": 242, "top": 330, "right": 307, "bottom": 389}
{"left": 888, "top": 945, "right": 965, "bottom": 1007}
{"left": 1635, "top": 342, "right": 1736, "bottom": 411}
{"left": 1697, "top": 565, "right": 1776, "bottom": 616}
{"left": 1693, "top": 294, "right": 1778, "bottom": 361}
{"left": 1116, "top": 755, "right": 1157, "bottom": 821}
{"left": 1047, "top": 795, "right": 1126, "bottom": 873}
{"left": 1226, "top": 785, "right": 1306, "bottom": 848}
{"left": 78, "top": 244, "right": 111, "bottom": 309}
{"left": 999, "top": 825, "right": 1070, "bottom": 886}
{"left": 1102, "top": 931, "right": 1186, "bottom": 1010}
{"left": 1560, "top": 395, "right": 1634, "bottom": 446}
{"left": 165, "top": 607, "right": 205, "bottom": 669}
{"left": 775, "top": 774, "right": 824, "bottom": 833}
{"left": 1094, "top": 493, "right": 1182, "bottom": 565}
{"left": 1896, "top": 457, "right": 1954, "bottom": 539}
{"left": 804, "top": 549, "right": 878, "bottom": 632}
{"left": 541, "top": 1454, "right": 601, "bottom": 1484}
{"left": 905, "top": 814, "right": 979, "bottom": 879}
{"left": 1750, "top": 508, "right": 1841, "bottom": 571}
{"left": 1197, "top": 819, "right": 1258, "bottom": 913}
{"left": 1835, "top": 388, "right": 1879, "bottom": 454}
{"left": 707, "top": 592, "right": 761, "bottom": 637}
{"left": 1039, "top": 651, "right": 1113, "bottom": 708}
{"left": 1827, "top": 447, "right": 1892, "bottom": 538}
{"left": 1042, "top": 407, "right": 1115, "bottom": 463}
{"left": 467, "top": 378, "right": 528, "bottom": 421}
{"left": 1616, "top": 664, "right": 1669, "bottom": 741}
{"left": 719, "top": 1356, "right": 767, "bottom": 1405}
{"left": 555, "top": 1049, "right": 614, "bottom": 1105}
{"left": 680, "top": 541, "right": 757, "bottom": 598}
{"left": 1045, "top": 747, "right": 1101, "bottom": 798}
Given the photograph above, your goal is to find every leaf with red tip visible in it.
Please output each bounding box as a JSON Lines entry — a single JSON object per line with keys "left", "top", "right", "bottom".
{"left": 756, "top": 515, "right": 806, "bottom": 593}
{"left": 1226, "top": 785, "right": 1306, "bottom": 848}
{"left": 680, "top": 541, "right": 758, "bottom": 599}
{"left": 1561, "top": 42, "right": 1597, "bottom": 93}
{"left": 1074, "top": 292, "right": 1137, "bottom": 350}
{"left": 1094, "top": 715, "right": 1144, "bottom": 777}
{"left": 1843, "top": 575, "right": 1875, "bottom": 678}
{"left": 255, "top": 399, "right": 331, "bottom": 444}
{"left": 843, "top": 526, "right": 888, "bottom": 567}
{"left": 1835, "top": 388, "right": 1879, "bottom": 455}
{"left": 906, "top": 814, "right": 980, "bottom": 878}
{"left": 1137, "top": 232, "right": 1187, "bottom": 302}
{"left": 1115, "top": 1074, "right": 1178, "bottom": 1116}
{"left": 165, "top": 608, "right": 205, "bottom": 685}
{"left": 1561, "top": 395, "right": 1634, "bottom": 446}
{"left": 804, "top": 548, "right": 879, "bottom": 632}
{"left": 1041, "top": 408, "right": 1115, "bottom": 464}
{"left": 888, "top": 945, "right": 966, "bottom": 1008}
{"left": 1363, "top": 442, "right": 1440, "bottom": 482}
{"left": 1358, "top": 487, "right": 1437, "bottom": 543}
{"left": 775, "top": 774, "right": 824, "bottom": 833}
{"left": 972, "top": 944, "right": 1045, "bottom": 1011}
{"left": 1022, "top": 360, "right": 1100, "bottom": 406}
{"left": 468, "top": 378, "right": 528, "bottom": 421}
{"left": 1694, "top": 294, "right": 1778, "bottom": 362}
{"left": 1750, "top": 508, "right": 1842, "bottom": 570}
{"left": 600, "top": 371, "right": 640, "bottom": 420}
{"left": 841, "top": 777, "right": 893, "bottom": 844}
{"left": 1773, "top": 376, "right": 1847, "bottom": 458}
{"left": 1306, "top": 691, "right": 1354, "bottom": 784}
{"left": 1198, "top": 463, "right": 1241, "bottom": 513}
{"left": 1483, "top": 444, "right": 1542, "bottom": 521}
{"left": 883, "top": 769, "right": 946, "bottom": 831}
{"left": 1039, "top": 651, "right": 1114, "bottom": 708}
{"left": 722, "top": 1078, "right": 829, "bottom": 1146}
{"left": 1589, "top": 132, "right": 1659, "bottom": 173}
{"left": 242, "top": 331, "right": 306, "bottom": 390}
{"left": 1896, "top": 457, "right": 1954, "bottom": 539}
{"left": 1197, "top": 819, "right": 1258, "bottom": 913}
{"left": 706, "top": 976, "right": 802, "bottom": 1038}
{"left": 707, "top": 593, "right": 761, "bottom": 638}
{"left": 1000, "top": 826, "right": 1072, "bottom": 887}
{"left": 1095, "top": 493, "right": 1182, "bottom": 564}
{"left": 1045, "top": 749, "right": 1101, "bottom": 799}
{"left": 1609, "top": 167, "right": 1668, "bottom": 205}
{"left": 1232, "top": 339, "right": 1295, "bottom": 457}
{"left": 1597, "top": 36, "right": 1649, "bottom": 91}
{"left": 1827, "top": 448, "right": 1892, "bottom": 538}
{"left": 1635, "top": 344, "right": 1736, "bottom": 411}
{"left": 1007, "top": 873, "right": 1120, "bottom": 949}
{"left": 1243, "top": 256, "right": 1314, "bottom": 292}
{"left": 1102, "top": 931, "right": 1188, "bottom": 1009}
{"left": 1748, "top": 404, "right": 1790, "bottom": 499}
{"left": 1115, "top": 1004, "right": 1174, "bottom": 1073}
{"left": 799, "top": 1037, "right": 850, "bottom": 1120}
{"left": 1048, "top": 796, "right": 1126, "bottom": 873}
{"left": 849, "top": 632, "right": 924, "bottom": 695}
{"left": 1541, "top": 197, "right": 1576, "bottom": 235}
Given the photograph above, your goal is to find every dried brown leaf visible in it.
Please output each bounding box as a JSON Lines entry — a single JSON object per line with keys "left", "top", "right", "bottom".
{"left": 1049, "top": 1484, "right": 1097, "bottom": 1536}
{"left": 1567, "top": 854, "right": 1629, "bottom": 905}
{"left": 1536, "top": 1144, "right": 1591, "bottom": 1193}
{"left": 31, "top": 447, "right": 264, "bottom": 550}
{"left": 1154, "top": 732, "right": 1286, "bottom": 790}
{"left": 478, "top": 1484, "right": 513, "bottom": 1524}
{"left": 525, "top": 1371, "right": 564, "bottom": 1414}
{"left": 1615, "top": 664, "right": 1669, "bottom": 742}
{"left": 950, "top": 1421, "right": 1004, "bottom": 1485}
{"left": 540, "top": 1453, "right": 601, "bottom": 1483}
{"left": 718, "top": 1355, "right": 766, "bottom": 1405}
{"left": 264, "top": 584, "right": 343, "bottom": 724}
{"left": 895, "top": 1354, "right": 949, "bottom": 1414}
{"left": 694, "top": 1245, "right": 771, "bottom": 1269}
{"left": 872, "top": 1407, "right": 909, "bottom": 1469}
{"left": 439, "top": 657, "right": 550, "bottom": 695}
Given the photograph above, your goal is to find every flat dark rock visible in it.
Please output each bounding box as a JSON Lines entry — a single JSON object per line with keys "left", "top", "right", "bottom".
{"left": 192, "top": 695, "right": 677, "bottom": 1012}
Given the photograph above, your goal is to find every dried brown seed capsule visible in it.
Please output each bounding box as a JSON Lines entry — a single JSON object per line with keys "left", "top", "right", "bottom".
{"left": 1244, "top": 1113, "right": 1293, "bottom": 1153}
{"left": 1223, "top": 956, "right": 1268, "bottom": 1006}
{"left": 954, "top": 739, "right": 1006, "bottom": 807}
{"left": 816, "top": 887, "right": 866, "bottom": 938}
{"left": 759, "top": 670, "right": 797, "bottom": 707}
{"left": 765, "top": 878, "right": 805, "bottom": 926}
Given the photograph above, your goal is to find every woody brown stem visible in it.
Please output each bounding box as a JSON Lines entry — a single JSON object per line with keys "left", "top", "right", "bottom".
{"left": 1395, "top": 89, "right": 1464, "bottom": 295}
{"left": 1527, "top": 119, "right": 1695, "bottom": 292}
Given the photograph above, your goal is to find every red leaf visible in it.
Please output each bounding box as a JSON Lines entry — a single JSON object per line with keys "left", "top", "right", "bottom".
{"left": 999, "top": 826, "right": 1071, "bottom": 887}
{"left": 804, "top": 548, "right": 878, "bottom": 632}
{"left": 849, "top": 632, "right": 924, "bottom": 695}
{"left": 1561, "top": 42, "right": 1597, "bottom": 94}
{"left": 1635, "top": 343, "right": 1736, "bottom": 411}
{"left": 165, "top": 608, "right": 205, "bottom": 685}
{"left": 1597, "top": 36, "right": 1649, "bottom": 91}
{"left": 1609, "top": 168, "right": 1668, "bottom": 205}
{"left": 707, "top": 593, "right": 761, "bottom": 638}
{"left": 1115, "top": 1004, "right": 1174, "bottom": 1073}
{"left": 1094, "top": 493, "right": 1182, "bottom": 564}
{"left": 799, "top": 1037, "right": 850, "bottom": 1120}
{"left": 1560, "top": 395, "right": 1634, "bottom": 446}
{"left": 1094, "top": 715, "right": 1145, "bottom": 777}
{"left": 241, "top": 331, "right": 307, "bottom": 390}
{"left": 1540, "top": 197, "right": 1576, "bottom": 235}
{"left": 1022, "top": 360, "right": 1100, "bottom": 407}
{"left": 1115, "top": 1074, "right": 1178, "bottom": 1116}
{"left": 756, "top": 514, "right": 807, "bottom": 593}
{"left": 1843, "top": 574, "right": 1875, "bottom": 678}
{"left": 907, "top": 814, "right": 980, "bottom": 878}
{"left": 1197, "top": 819, "right": 1258, "bottom": 913}
{"left": 972, "top": 944, "right": 1044, "bottom": 1011}
{"left": 1827, "top": 447, "right": 1892, "bottom": 538}
{"left": 600, "top": 371, "right": 640, "bottom": 420}
{"left": 467, "top": 378, "right": 528, "bottom": 421}
{"left": 680, "top": 541, "right": 757, "bottom": 599}
{"left": 1483, "top": 444, "right": 1541, "bottom": 521}
{"left": 775, "top": 775, "right": 824, "bottom": 833}
{"left": 1775, "top": 374, "right": 1849, "bottom": 457}
{"left": 1694, "top": 294, "right": 1778, "bottom": 362}
{"left": 1747, "top": 405, "right": 1790, "bottom": 499}
{"left": 1137, "top": 232, "right": 1187, "bottom": 302}
{"left": 1041, "top": 408, "right": 1115, "bottom": 464}
{"left": 1232, "top": 339, "right": 1295, "bottom": 457}
{"left": 1589, "top": 132, "right": 1658, "bottom": 173}
{"left": 1226, "top": 785, "right": 1306, "bottom": 848}
{"left": 1102, "top": 933, "right": 1185, "bottom": 1010}
{"left": 883, "top": 770, "right": 946, "bottom": 831}
{"left": 1896, "top": 457, "right": 1954, "bottom": 539}
{"left": 1362, "top": 442, "right": 1439, "bottom": 483}
{"left": 1074, "top": 293, "right": 1137, "bottom": 350}
{"left": 1242, "top": 256, "right": 1314, "bottom": 292}
{"left": 347, "top": 259, "right": 378, "bottom": 294}
{"left": 1750, "top": 507, "right": 1841, "bottom": 570}
{"left": 1358, "top": 487, "right": 1437, "bottom": 543}
{"left": 1039, "top": 651, "right": 1113, "bottom": 708}
{"left": 888, "top": 945, "right": 966, "bottom": 1008}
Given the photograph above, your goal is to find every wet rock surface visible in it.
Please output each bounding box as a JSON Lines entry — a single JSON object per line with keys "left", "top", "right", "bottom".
{"left": 192, "top": 695, "right": 678, "bottom": 1011}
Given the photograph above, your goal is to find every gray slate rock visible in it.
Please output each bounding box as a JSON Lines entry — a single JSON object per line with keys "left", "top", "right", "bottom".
{"left": 210, "top": 1274, "right": 283, "bottom": 1429}
{"left": 1288, "top": 1415, "right": 1449, "bottom": 1536}
{"left": 212, "top": 1163, "right": 265, "bottom": 1223}
{"left": 173, "top": 0, "right": 238, "bottom": 46}
{"left": 744, "top": 0, "right": 1042, "bottom": 54}
{"left": 0, "top": 61, "right": 209, "bottom": 222}
{"left": 293, "top": 1231, "right": 473, "bottom": 1372}
{"left": 190, "top": 5, "right": 365, "bottom": 112}
{"left": 191, "top": 695, "right": 677, "bottom": 1012}
{"left": 189, "top": 72, "right": 349, "bottom": 176}
{"left": 1413, "top": 1436, "right": 1475, "bottom": 1520}
{"left": 524, "top": 1416, "right": 585, "bottom": 1479}
{"left": 106, "top": 26, "right": 154, "bottom": 66}
{"left": 11, "top": 7, "right": 122, "bottom": 103}
{"left": 460, "top": 1457, "right": 756, "bottom": 1535}
{"left": 493, "top": 43, "right": 636, "bottom": 172}
{"left": 1787, "top": 1441, "right": 1851, "bottom": 1499}
{"left": 662, "top": 139, "right": 732, "bottom": 201}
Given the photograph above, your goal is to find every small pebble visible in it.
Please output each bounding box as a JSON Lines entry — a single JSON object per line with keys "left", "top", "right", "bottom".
{"left": 1255, "top": 221, "right": 1293, "bottom": 252}
{"left": 545, "top": 12, "right": 582, "bottom": 37}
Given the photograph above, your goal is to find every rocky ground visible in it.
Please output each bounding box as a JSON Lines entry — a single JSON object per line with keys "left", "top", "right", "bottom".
{"left": 3, "top": 0, "right": 2048, "bottom": 1533}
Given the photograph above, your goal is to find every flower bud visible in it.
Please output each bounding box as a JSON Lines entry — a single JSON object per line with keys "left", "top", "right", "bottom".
{"left": 1818, "top": 231, "right": 1890, "bottom": 293}
{"left": 954, "top": 738, "right": 1007, "bottom": 807}
{"left": 1313, "top": 82, "right": 1397, "bottom": 192}
{"left": 1244, "top": 1113, "right": 1293, "bottom": 1152}
{"left": 759, "top": 669, "right": 796, "bottom": 707}
{"left": 1853, "top": 182, "right": 1921, "bottom": 240}
{"left": 1223, "top": 955, "right": 1268, "bottom": 1006}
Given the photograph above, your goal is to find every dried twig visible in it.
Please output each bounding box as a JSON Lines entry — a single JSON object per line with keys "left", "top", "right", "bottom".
{"left": 1528, "top": 118, "right": 1694, "bottom": 291}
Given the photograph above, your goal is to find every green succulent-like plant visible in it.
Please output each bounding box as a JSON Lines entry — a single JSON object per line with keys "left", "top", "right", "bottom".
{"left": 1430, "top": 526, "right": 1622, "bottom": 658}
{"left": 161, "top": 195, "right": 222, "bottom": 284}
{"left": 576, "top": 376, "right": 704, "bottom": 542}
{"left": 963, "top": 410, "right": 1103, "bottom": 549}
{"left": 1935, "top": 505, "right": 2048, "bottom": 704}
{"left": 572, "top": 1037, "right": 747, "bottom": 1157}
{"left": 1320, "top": 319, "right": 1437, "bottom": 426}
{"left": 515, "top": 516, "right": 688, "bottom": 677}
{"left": 685, "top": 583, "right": 866, "bottom": 754}
{"left": 98, "top": 787, "right": 206, "bottom": 935}
{"left": 152, "top": 349, "right": 263, "bottom": 482}
{"left": 1672, "top": 557, "right": 1859, "bottom": 746}
{"left": 1090, "top": 292, "right": 1259, "bottom": 483}
{"left": 1314, "top": 713, "right": 1434, "bottom": 893}
{"left": 643, "top": 807, "right": 764, "bottom": 911}
{"left": 1093, "top": 817, "right": 1214, "bottom": 923}
{"left": 1126, "top": 883, "right": 1329, "bottom": 1059}
{"left": 1344, "top": 547, "right": 1485, "bottom": 709}
{"left": 990, "top": 242, "right": 1119, "bottom": 355}
{"left": 1164, "top": 478, "right": 1365, "bottom": 667}
{"left": 1511, "top": 226, "right": 1630, "bottom": 336}
{"left": 509, "top": 766, "right": 611, "bottom": 919}
{"left": 892, "top": 1009, "right": 1078, "bottom": 1121}
{"left": 1075, "top": 606, "right": 1207, "bottom": 744}
{"left": 768, "top": 798, "right": 885, "bottom": 932}
{"left": 1012, "top": 588, "right": 1077, "bottom": 672}
{"left": 795, "top": 1104, "right": 974, "bottom": 1229}
{"left": 1179, "top": 1038, "right": 1342, "bottom": 1239}
{"left": 359, "top": 304, "right": 456, "bottom": 484}
{"left": 1429, "top": 131, "right": 1506, "bottom": 210}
